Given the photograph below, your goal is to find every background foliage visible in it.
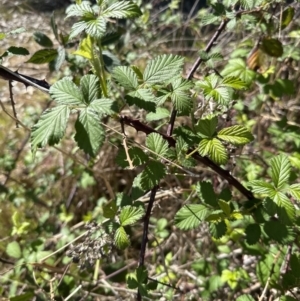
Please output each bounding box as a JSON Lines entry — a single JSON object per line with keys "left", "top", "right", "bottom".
{"left": 1, "top": 0, "right": 300, "bottom": 300}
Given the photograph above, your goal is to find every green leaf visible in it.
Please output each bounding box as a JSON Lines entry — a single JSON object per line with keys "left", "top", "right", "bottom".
{"left": 236, "top": 295, "right": 255, "bottom": 301}
{"left": 195, "top": 181, "right": 218, "bottom": 207}
{"left": 73, "top": 35, "right": 93, "bottom": 59}
{"left": 146, "top": 107, "right": 170, "bottom": 121}
{"left": 103, "top": 50, "right": 120, "bottom": 73}
{"left": 103, "top": 201, "right": 118, "bottom": 218}
{"left": 10, "top": 292, "right": 35, "bottom": 301}
{"left": 6, "top": 241, "right": 22, "bottom": 259}
{"left": 26, "top": 49, "right": 58, "bottom": 64}
{"left": 31, "top": 106, "right": 70, "bottom": 152}
{"left": 1, "top": 46, "right": 29, "bottom": 58}
{"left": 146, "top": 133, "right": 169, "bottom": 157}
{"left": 263, "top": 220, "right": 289, "bottom": 243}
{"left": 197, "top": 74, "right": 231, "bottom": 105}
{"left": 143, "top": 54, "right": 184, "bottom": 84}
{"left": 85, "top": 17, "right": 107, "bottom": 38}
{"left": 53, "top": 46, "right": 65, "bottom": 71}
{"left": 114, "top": 226, "right": 130, "bottom": 250}
{"left": 170, "top": 78, "right": 193, "bottom": 114}
{"left": 281, "top": 7, "right": 294, "bottom": 30}
{"left": 140, "top": 161, "right": 166, "bottom": 190}
{"left": 89, "top": 98, "right": 116, "bottom": 116}
{"left": 288, "top": 183, "right": 300, "bottom": 201}
{"left": 195, "top": 116, "right": 218, "bottom": 138}
{"left": 276, "top": 194, "right": 295, "bottom": 224}
{"left": 50, "top": 77, "right": 84, "bottom": 105}
{"left": 218, "top": 200, "right": 231, "bottom": 216}
{"left": 112, "top": 66, "right": 139, "bottom": 90}
{"left": 120, "top": 206, "right": 144, "bottom": 226}
{"left": 221, "top": 58, "right": 255, "bottom": 84}
{"left": 103, "top": 1, "right": 142, "bottom": 19}
{"left": 270, "top": 154, "right": 290, "bottom": 188}
{"left": 261, "top": 38, "right": 283, "bottom": 58}
{"left": 249, "top": 180, "right": 275, "bottom": 195}
{"left": 209, "top": 221, "right": 227, "bottom": 239}
{"left": 245, "top": 224, "right": 261, "bottom": 245}
{"left": 80, "top": 74, "right": 101, "bottom": 104}
{"left": 136, "top": 266, "right": 148, "bottom": 283}
{"left": 126, "top": 89, "right": 156, "bottom": 112}
{"left": 116, "top": 147, "right": 148, "bottom": 168}
{"left": 51, "top": 13, "right": 59, "bottom": 41}
{"left": 101, "top": 27, "right": 126, "bottom": 46}
{"left": 66, "top": 1, "right": 95, "bottom": 18}
{"left": 200, "top": 14, "right": 220, "bottom": 26}
{"left": 221, "top": 76, "right": 247, "bottom": 89}
{"left": 217, "top": 125, "right": 254, "bottom": 145}
{"left": 33, "top": 32, "right": 53, "bottom": 47}
{"left": 198, "top": 138, "right": 228, "bottom": 165}
{"left": 74, "top": 108, "right": 105, "bottom": 157}
{"left": 175, "top": 204, "right": 209, "bottom": 230}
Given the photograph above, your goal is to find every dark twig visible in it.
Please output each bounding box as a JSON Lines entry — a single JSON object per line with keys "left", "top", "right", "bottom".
{"left": 137, "top": 185, "right": 158, "bottom": 301}
{"left": 120, "top": 115, "right": 254, "bottom": 200}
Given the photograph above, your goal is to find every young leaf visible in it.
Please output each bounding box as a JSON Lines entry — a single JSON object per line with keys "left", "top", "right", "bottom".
{"left": 27, "top": 49, "right": 58, "bottom": 64}
{"left": 33, "top": 32, "right": 53, "bottom": 48}
{"left": 112, "top": 66, "right": 139, "bottom": 90}
{"left": 195, "top": 116, "right": 218, "bottom": 138}
{"left": 175, "top": 204, "right": 209, "bottom": 230}
{"left": 120, "top": 206, "right": 144, "bottom": 226}
{"left": 198, "top": 138, "right": 228, "bottom": 165}
{"left": 143, "top": 54, "right": 184, "bottom": 84}
{"left": 270, "top": 154, "right": 290, "bottom": 188}
{"left": 221, "top": 76, "right": 247, "bottom": 90}
{"left": 50, "top": 77, "right": 84, "bottom": 105}
{"left": 103, "top": 1, "right": 142, "bottom": 19}
{"left": 146, "top": 133, "right": 169, "bottom": 157}
{"left": 114, "top": 226, "right": 130, "bottom": 249}
{"left": 80, "top": 74, "right": 101, "bottom": 104}
{"left": 73, "top": 35, "right": 93, "bottom": 60}
{"left": 74, "top": 108, "right": 105, "bottom": 157}
{"left": 31, "top": 106, "right": 70, "bottom": 152}
{"left": 217, "top": 125, "right": 254, "bottom": 145}
{"left": 140, "top": 161, "right": 166, "bottom": 190}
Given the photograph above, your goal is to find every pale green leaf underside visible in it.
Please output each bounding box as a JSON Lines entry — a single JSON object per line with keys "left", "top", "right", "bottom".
{"left": 270, "top": 154, "right": 290, "bottom": 188}
{"left": 89, "top": 98, "right": 115, "bottom": 116}
{"left": 74, "top": 108, "right": 105, "bottom": 157}
{"left": 80, "top": 74, "right": 101, "bottom": 104}
{"left": 146, "top": 133, "right": 169, "bottom": 157}
{"left": 50, "top": 77, "right": 83, "bottom": 105}
{"left": 218, "top": 125, "right": 254, "bottom": 145}
{"left": 198, "top": 138, "right": 228, "bottom": 165}
{"left": 175, "top": 204, "right": 209, "bottom": 230}
{"left": 146, "top": 107, "right": 170, "bottom": 121}
{"left": 143, "top": 54, "right": 184, "bottom": 84}
{"left": 114, "top": 226, "right": 130, "bottom": 250}
{"left": 120, "top": 206, "right": 145, "bottom": 226}
{"left": 103, "top": 1, "right": 142, "bottom": 19}
{"left": 112, "top": 66, "right": 139, "bottom": 90}
{"left": 66, "top": 2, "right": 95, "bottom": 18}
{"left": 31, "top": 105, "right": 70, "bottom": 152}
